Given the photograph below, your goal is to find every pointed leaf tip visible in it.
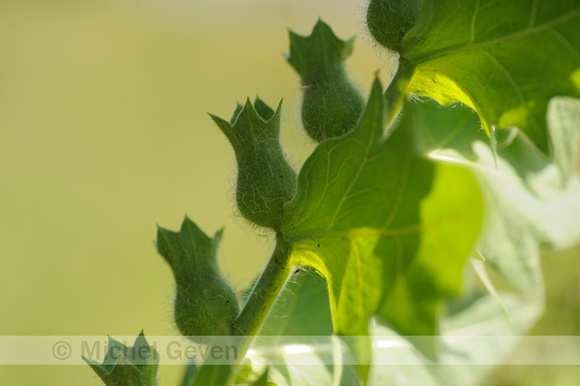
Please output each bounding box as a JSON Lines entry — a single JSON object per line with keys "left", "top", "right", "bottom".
{"left": 371, "top": 77, "right": 383, "bottom": 100}
{"left": 287, "top": 19, "right": 355, "bottom": 82}
{"left": 313, "top": 18, "right": 331, "bottom": 32}
{"left": 213, "top": 227, "right": 225, "bottom": 246}
{"left": 231, "top": 103, "right": 244, "bottom": 123}
{"left": 208, "top": 113, "right": 234, "bottom": 139}
{"left": 253, "top": 96, "right": 276, "bottom": 121}
{"left": 232, "top": 97, "right": 266, "bottom": 126}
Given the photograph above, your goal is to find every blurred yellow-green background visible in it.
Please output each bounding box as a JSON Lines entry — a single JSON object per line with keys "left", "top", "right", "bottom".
{"left": 0, "top": 1, "right": 578, "bottom": 385}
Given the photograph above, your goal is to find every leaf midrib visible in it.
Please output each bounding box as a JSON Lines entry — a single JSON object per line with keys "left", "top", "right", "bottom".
{"left": 406, "top": 5, "right": 580, "bottom": 64}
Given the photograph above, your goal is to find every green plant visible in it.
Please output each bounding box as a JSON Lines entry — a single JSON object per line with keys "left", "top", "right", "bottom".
{"left": 85, "top": 1, "right": 580, "bottom": 385}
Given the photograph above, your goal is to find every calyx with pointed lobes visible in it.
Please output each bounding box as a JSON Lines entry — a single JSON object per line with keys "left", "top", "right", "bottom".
{"left": 210, "top": 98, "right": 297, "bottom": 231}
{"left": 157, "top": 217, "right": 239, "bottom": 342}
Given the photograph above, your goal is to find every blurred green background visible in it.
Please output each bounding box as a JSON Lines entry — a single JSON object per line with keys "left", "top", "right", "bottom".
{"left": 0, "top": 1, "right": 578, "bottom": 385}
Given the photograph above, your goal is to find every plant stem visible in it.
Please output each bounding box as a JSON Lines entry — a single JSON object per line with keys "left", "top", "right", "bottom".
{"left": 384, "top": 56, "right": 414, "bottom": 125}
{"left": 230, "top": 233, "right": 293, "bottom": 366}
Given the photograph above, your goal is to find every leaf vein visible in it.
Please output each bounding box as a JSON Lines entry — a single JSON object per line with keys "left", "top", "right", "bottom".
{"left": 325, "top": 113, "right": 381, "bottom": 231}
{"left": 468, "top": 0, "right": 480, "bottom": 45}
{"left": 549, "top": 28, "right": 580, "bottom": 62}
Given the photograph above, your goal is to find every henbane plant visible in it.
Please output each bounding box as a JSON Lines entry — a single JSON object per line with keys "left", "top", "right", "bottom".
{"left": 86, "top": 1, "right": 580, "bottom": 385}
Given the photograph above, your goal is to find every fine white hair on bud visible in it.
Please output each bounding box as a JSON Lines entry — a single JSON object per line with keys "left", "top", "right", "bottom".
{"left": 210, "top": 98, "right": 297, "bottom": 231}
{"left": 287, "top": 19, "right": 365, "bottom": 142}
{"left": 156, "top": 217, "right": 239, "bottom": 342}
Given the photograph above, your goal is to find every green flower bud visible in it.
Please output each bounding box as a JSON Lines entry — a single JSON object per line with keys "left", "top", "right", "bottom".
{"left": 287, "top": 19, "right": 365, "bottom": 142}
{"left": 366, "top": 0, "right": 423, "bottom": 52}
{"left": 83, "top": 332, "right": 159, "bottom": 386}
{"left": 156, "top": 217, "right": 239, "bottom": 342}
{"left": 210, "top": 98, "right": 297, "bottom": 231}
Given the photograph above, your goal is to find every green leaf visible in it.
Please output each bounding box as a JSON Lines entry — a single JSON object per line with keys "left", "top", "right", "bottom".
{"left": 156, "top": 217, "right": 239, "bottom": 340}
{"left": 281, "top": 79, "right": 484, "bottom": 367}
{"left": 83, "top": 332, "right": 159, "bottom": 386}
{"left": 188, "top": 363, "right": 232, "bottom": 386}
{"left": 363, "top": 94, "right": 580, "bottom": 384}
{"left": 251, "top": 368, "right": 272, "bottom": 386}
{"left": 258, "top": 267, "right": 333, "bottom": 337}
{"left": 389, "top": 0, "right": 580, "bottom": 153}
{"left": 410, "top": 95, "right": 580, "bottom": 304}
{"left": 287, "top": 19, "right": 364, "bottom": 142}
{"left": 180, "top": 362, "right": 198, "bottom": 386}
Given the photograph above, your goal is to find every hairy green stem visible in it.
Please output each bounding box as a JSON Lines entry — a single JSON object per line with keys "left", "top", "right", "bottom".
{"left": 384, "top": 56, "right": 415, "bottom": 125}
{"left": 233, "top": 234, "right": 292, "bottom": 337}
{"left": 227, "top": 233, "right": 293, "bottom": 381}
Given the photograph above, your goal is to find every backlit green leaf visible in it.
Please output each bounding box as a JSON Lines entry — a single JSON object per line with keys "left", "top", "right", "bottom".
{"left": 369, "top": 94, "right": 580, "bottom": 385}
{"left": 188, "top": 363, "right": 232, "bottom": 386}
{"left": 258, "top": 267, "right": 333, "bottom": 338}
{"left": 251, "top": 368, "right": 274, "bottom": 386}
{"left": 281, "top": 79, "right": 484, "bottom": 366}
{"left": 410, "top": 95, "right": 580, "bottom": 303}
{"left": 388, "top": 0, "right": 580, "bottom": 153}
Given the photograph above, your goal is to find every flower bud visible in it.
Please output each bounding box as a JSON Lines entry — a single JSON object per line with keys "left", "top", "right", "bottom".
{"left": 210, "top": 98, "right": 297, "bottom": 231}
{"left": 157, "top": 217, "right": 239, "bottom": 342}
{"left": 366, "top": 0, "right": 423, "bottom": 52}
{"left": 287, "top": 19, "right": 364, "bottom": 142}
{"left": 83, "top": 332, "right": 159, "bottom": 386}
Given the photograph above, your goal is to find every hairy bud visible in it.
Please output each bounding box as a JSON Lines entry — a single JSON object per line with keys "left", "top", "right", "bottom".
{"left": 287, "top": 19, "right": 364, "bottom": 142}
{"left": 210, "top": 98, "right": 297, "bottom": 231}
{"left": 366, "top": 0, "right": 423, "bottom": 52}
{"left": 157, "top": 217, "right": 239, "bottom": 342}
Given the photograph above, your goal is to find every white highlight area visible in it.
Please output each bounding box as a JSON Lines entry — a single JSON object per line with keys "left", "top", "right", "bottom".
{"left": 374, "top": 339, "right": 406, "bottom": 349}
{"left": 284, "top": 344, "right": 314, "bottom": 355}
